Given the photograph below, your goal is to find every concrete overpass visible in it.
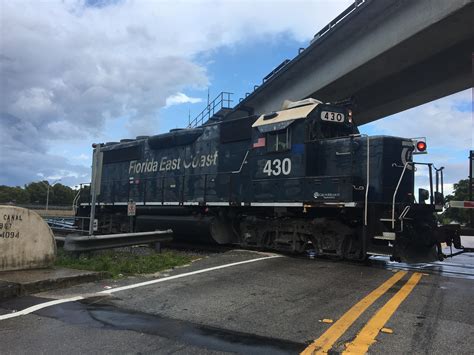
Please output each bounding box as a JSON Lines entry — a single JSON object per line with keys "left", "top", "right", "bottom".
{"left": 226, "top": 0, "right": 474, "bottom": 125}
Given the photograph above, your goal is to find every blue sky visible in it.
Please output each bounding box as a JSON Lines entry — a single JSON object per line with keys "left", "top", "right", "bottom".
{"left": 1, "top": 0, "right": 472, "bottom": 194}
{"left": 160, "top": 33, "right": 308, "bottom": 131}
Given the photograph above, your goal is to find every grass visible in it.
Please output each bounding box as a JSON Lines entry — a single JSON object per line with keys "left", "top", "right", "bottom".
{"left": 55, "top": 248, "right": 195, "bottom": 278}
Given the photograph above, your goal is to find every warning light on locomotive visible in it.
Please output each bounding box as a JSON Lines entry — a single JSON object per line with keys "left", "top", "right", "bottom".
{"left": 417, "top": 141, "right": 426, "bottom": 152}
{"left": 412, "top": 137, "right": 427, "bottom": 154}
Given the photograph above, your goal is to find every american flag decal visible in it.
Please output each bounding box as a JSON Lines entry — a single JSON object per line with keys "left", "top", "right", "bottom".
{"left": 253, "top": 137, "right": 266, "bottom": 148}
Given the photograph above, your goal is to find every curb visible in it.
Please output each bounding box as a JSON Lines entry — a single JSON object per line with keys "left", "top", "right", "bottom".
{"left": 0, "top": 281, "right": 21, "bottom": 300}
{"left": 0, "top": 270, "right": 109, "bottom": 300}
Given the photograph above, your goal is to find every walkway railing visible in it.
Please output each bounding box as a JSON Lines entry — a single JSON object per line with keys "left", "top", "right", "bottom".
{"left": 311, "top": 0, "right": 367, "bottom": 44}
{"left": 188, "top": 92, "right": 233, "bottom": 128}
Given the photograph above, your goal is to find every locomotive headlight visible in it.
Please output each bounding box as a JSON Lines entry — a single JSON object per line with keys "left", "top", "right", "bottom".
{"left": 348, "top": 110, "right": 353, "bottom": 123}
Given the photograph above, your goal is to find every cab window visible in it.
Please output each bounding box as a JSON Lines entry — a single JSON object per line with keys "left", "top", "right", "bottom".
{"left": 267, "top": 128, "right": 291, "bottom": 152}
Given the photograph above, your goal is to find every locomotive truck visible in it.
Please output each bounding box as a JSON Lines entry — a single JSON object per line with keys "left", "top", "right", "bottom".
{"left": 76, "top": 98, "right": 461, "bottom": 262}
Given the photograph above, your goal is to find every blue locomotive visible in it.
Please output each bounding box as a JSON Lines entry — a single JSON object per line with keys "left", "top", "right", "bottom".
{"left": 77, "top": 98, "right": 459, "bottom": 262}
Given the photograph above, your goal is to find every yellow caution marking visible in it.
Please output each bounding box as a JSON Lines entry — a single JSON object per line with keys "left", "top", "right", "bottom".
{"left": 320, "top": 319, "right": 334, "bottom": 324}
{"left": 343, "top": 272, "right": 422, "bottom": 354}
{"left": 301, "top": 271, "right": 407, "bottom": 355}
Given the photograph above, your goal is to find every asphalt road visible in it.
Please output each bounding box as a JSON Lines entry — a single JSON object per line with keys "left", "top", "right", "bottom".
{"left": 1, "top": 248, "right": 473, "bottom": 354}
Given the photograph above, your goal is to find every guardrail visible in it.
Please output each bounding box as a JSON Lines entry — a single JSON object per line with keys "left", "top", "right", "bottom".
{"left": 63, "top": 230, "right": 173, "bottom": 252}
{"left": 262, "top": 59, "right": 291, "bottom": 83}
{"left": 311, "top": 0, "right": 367, "bottom": 44}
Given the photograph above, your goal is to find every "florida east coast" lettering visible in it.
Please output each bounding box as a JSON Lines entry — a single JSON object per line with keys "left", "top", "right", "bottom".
{"left": 129, "top": 151, "right": 218, "bottom": 175}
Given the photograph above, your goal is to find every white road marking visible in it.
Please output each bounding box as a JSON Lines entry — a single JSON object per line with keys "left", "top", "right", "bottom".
{"left": 0, "top": 255, "right": 282, "bottom": 321}
{"left": 0, "top": 296, "right": 85, "bottom": 321}
{"left": 100, "top": 255, "right": 282, "bottom": 294}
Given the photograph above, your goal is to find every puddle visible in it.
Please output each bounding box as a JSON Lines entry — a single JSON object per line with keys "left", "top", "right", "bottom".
{"left": 370, "top": 251, "right": 474, "bottom": 280}
{"left": 1, "top": 296, "right": 305, "bottom": 354}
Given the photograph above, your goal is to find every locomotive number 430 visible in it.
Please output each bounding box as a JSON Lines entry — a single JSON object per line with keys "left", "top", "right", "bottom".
{"left": 263, "top": 158, "right": 291, "bottom": 176}
{"left": 321, "top": 111, "right": 344, "bottom": 123}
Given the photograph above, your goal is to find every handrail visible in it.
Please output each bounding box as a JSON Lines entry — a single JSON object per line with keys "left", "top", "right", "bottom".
{"left": 188, "top": 92, "right": 233, "bottom": 128}
{"left": 231, "top": 150, "right": 250, "bottom": 174}
{"left": 364, "top": 135, "right": 370, "bottom": 226}
{"left": 262, "top": 59, "right": 291, "bottom": 82}
{"left": 72, "top": 189, "right": 81, "bottom": 214}
{"left": 311, "top": 0, "right": 367, "bottom": 44}
{"left": 398, "top": 205, "right": 411, "bottom": 232}
{"left": 75, "top": 182, "right": 91, "bottom": 206}
{"left": 345, "top": 133, "right": 369, "bottom": 225}
{"left": 399, "top": 205, "right": 411, "bottom": 220}
{"left": 392, "top": 162, "right": 412, "bottom": 229}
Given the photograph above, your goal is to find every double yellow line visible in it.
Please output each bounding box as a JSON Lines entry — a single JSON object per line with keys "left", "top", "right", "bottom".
{"left": 301, "top": 271, "right": 422, "bottom": 355}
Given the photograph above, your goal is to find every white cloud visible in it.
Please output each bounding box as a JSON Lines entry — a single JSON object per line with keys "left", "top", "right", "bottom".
{"left": 165, "top": 92, "right": 203, "bottom": 108}
{"left": 74, "top": 153, "right": 90, "bottom": 161}
{"left": 361, "top": 89, "right": 472, "bottom": 185}
{"left": 366, "top": 89, "right": 472, "bottom": 151}
{"left": 1, "top": 0, "right": 353, "bottom": 185}
{"left": 0, "top": 147, "right": 90, "bottom": 187}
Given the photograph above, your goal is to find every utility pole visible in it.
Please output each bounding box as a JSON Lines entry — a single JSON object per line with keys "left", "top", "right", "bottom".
{"left": 41, "top": 179, "right": 61, "bottom": 211}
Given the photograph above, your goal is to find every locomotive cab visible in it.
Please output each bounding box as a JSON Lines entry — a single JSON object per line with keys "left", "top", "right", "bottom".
{"left": 250, "top": 98, "right": 360, "bottom": 193}
{"left": 251, "top": 98, "right": 358, "bottom": 149}
{"left": 248, "top": 98, "right": 455, "bottom": 261}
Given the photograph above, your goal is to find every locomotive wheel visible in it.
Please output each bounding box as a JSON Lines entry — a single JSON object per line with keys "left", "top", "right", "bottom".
{"left": 342, "top": 235, "right": 364, "bottom": 261}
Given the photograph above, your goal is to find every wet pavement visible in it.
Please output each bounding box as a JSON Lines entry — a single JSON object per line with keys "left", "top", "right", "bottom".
{"left": 0, "top": 248, "right": 473, "bottom": 354}
{"left": 371, "top": 236, "right": 474, "bottom": 280}
{"left": 1, "top": 295, "right": 304, "bottom": 354}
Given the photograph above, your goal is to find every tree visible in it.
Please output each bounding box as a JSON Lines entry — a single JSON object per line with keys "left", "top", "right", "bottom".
{"left": 443, "top": 179, "right": 470, "bottom": 224}
{"left": 0, "top": 181, "right": 77, "bottom": 206}
{"left": 0, "top": 186, "right": 30, "bottom": 204}
{"left": 24, "top": 181, "right": 49, "bottom": 204}
{"left": 50, "top": 183, "right": 76, "bottom": 206}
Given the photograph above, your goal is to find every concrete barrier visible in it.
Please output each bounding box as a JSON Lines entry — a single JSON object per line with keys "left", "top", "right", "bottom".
{"left": 0, "top": 206, "right": 56, "bottom": 271}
